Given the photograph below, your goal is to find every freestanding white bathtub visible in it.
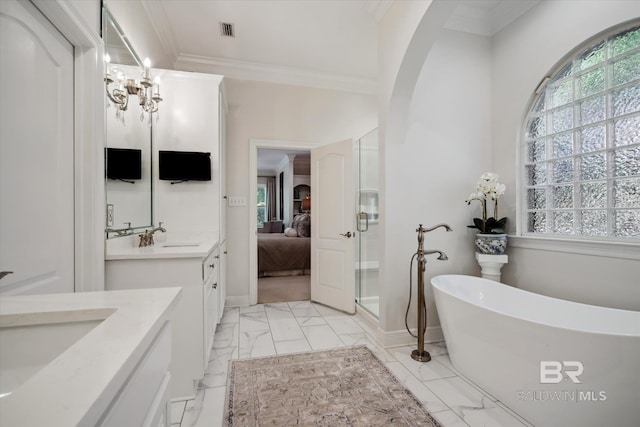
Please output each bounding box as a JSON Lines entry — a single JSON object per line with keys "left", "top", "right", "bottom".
{"left": 431, "top": 274, "right": 640, "bottom": 427}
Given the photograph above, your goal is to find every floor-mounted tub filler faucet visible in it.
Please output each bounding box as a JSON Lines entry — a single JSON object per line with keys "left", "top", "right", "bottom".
{"left": 422, "top": 223, "right": 453, "bottom": 233}
{"left": 138, "top": 225, "right": 167, "bottom": 247}
{"left": 405, "top": 223, "right": 452, "bottom": 362}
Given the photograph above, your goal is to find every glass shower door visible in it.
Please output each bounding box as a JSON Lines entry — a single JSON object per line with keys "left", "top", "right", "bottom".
{"left": 355, "top": 129, "right": 379, "bottom": 317}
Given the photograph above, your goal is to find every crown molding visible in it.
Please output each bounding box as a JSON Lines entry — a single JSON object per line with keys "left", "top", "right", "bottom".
{"left": 174, "top": 54, "right": 378, "bottom": 95}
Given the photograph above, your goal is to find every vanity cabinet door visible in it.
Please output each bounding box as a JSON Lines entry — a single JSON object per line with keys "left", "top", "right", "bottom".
{"left": 106, "top": 256, "right": 205, "bottom": 399}
{"left": 218, "top": 241, "right": 227, "bottom": 323}
{"left": 203, "top": 247, "right": 219, "bottom": 364}
{"left": 204, "top": 276, "right": 218, "bottom": 364}
{"left": 101, "top": 322, "right": 171, "bottom": 427}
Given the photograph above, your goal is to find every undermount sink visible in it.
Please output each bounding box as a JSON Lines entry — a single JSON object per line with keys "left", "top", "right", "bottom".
{"left": 0, "top": 309, "right": 112, "bottom": 398}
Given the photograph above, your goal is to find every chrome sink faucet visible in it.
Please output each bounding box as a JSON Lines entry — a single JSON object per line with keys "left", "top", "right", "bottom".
{"left": 138, "top": 225, "right": 167, "bottom": 247}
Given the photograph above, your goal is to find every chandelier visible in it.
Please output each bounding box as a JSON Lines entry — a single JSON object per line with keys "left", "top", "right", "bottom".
{"left": 104, "top": 54, "right": 162, "bottom": 125}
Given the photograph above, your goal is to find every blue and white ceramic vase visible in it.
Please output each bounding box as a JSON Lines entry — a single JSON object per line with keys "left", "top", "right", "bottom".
{"left": 475, "top": 233, "right": 507, "bottom": 255}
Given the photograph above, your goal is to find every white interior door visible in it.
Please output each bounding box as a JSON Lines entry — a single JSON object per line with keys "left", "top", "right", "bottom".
{"left": 311, "top": 139, "right": 355, "bottom": 314}
{"left": 0, "top": 0, "right": 75, "bottom": 295}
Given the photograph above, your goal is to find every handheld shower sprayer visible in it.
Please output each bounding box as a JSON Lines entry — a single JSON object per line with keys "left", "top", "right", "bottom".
{"left": 405, "top": 223, "right": 451, "bottom": 362}
{"left": 424, "top": 250, "right": 448, "bottom": 261}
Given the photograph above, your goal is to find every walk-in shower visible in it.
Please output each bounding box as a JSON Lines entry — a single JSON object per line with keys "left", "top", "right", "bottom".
{"left": 354, "top": 129, "right": 379, "bottom": 317}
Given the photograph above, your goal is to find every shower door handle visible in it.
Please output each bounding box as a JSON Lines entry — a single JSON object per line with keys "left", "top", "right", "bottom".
{"left": 356, "top": 212, "right": 369, "bottom": 232}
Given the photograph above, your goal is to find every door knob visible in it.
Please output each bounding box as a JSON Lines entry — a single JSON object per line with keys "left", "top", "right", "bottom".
{"left": 0, "top": 271, "right": 13, "bottom": 280}
{"left": 339, "top": 231, "right": 352, "bottom": 238}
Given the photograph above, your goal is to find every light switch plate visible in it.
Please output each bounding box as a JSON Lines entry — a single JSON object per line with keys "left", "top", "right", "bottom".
{"left": 106, "top": 204, "right": 114, "bottom": 227}
{"left": 228, "top": 196, "right": 247, "bottom": 207}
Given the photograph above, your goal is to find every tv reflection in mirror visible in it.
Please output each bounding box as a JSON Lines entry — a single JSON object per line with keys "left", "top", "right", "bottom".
{"left": 106, "top": 148, "right": 142, "bottom": 183}
{"left": 159, "top": 150, "right": 212, "bottom": 184}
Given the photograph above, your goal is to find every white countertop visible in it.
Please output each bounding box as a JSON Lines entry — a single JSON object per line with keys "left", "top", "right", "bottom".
{"left": 0, "top": 287, "right": 182, "bottom": 426}
{"left": 105, "top": 232, "right": 218, "bottom": 260}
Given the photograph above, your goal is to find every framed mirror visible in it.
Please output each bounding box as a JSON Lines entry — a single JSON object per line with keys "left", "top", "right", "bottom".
{"left": 103, "top": 6, "right": 153, "bottom": 238}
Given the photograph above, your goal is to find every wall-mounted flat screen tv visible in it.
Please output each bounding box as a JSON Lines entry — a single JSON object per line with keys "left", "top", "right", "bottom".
{"left": 105, "top": 147, "right": 142, "bottom": 180}
{"left": 159, "top": 150, "right": 212, "bottom": 181}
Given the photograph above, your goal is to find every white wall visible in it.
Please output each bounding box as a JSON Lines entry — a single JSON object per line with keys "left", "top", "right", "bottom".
{"left": 225, "top": 79, "right": 377, "bottom": 300}
{"left": 152, "top": 70, "right": 222, "bottom": 234}
{"left": 492, "top": 0, "right": 640, "bottom": 310}
{"left": 377, "top": 0, "right": 458, "bottom": 337}
{"left": 382, "top": 28, "right": 492, "bottom": 333}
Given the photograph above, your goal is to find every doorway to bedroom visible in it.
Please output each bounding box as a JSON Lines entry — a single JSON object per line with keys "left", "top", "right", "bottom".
{"left": 256, "top": 147, "right": 313, "bottom": 304}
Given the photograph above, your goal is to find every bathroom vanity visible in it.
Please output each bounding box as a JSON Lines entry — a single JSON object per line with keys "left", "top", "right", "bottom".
{"left": 105, "top": 234, "right": 225, "bottom": 399}
{"left": 102, "top": 66, "right": 227, "bottom": 399}
{"left": 0, "top": 287, "right": 181, "bottom": 426}
{"left": 101, "top": 13, "right": 227, "bottom": 400}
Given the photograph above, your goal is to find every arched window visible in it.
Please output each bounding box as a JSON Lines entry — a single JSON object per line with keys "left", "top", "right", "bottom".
{"left": 522, "top": 22, "right": 640, "bottom": 240}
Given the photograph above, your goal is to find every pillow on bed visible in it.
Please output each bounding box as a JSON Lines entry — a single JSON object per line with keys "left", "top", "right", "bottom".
{"left": 293, "top": 213, "right": 311, "bottom": 237}
{"left": 284, "top": 227, "right": 297, "bottom": 237}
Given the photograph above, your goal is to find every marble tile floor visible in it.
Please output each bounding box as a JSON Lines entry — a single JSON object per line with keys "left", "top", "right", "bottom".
{"left": 170, "top": 301, "right": 533, "bottom": 427}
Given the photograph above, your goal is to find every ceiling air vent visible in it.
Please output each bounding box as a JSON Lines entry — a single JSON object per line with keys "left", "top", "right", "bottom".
{"left": 220, "top": 22, "right": 235, "bottom": 38}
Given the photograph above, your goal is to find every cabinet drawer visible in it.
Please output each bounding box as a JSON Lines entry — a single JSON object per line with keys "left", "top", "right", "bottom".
{"left": 202, "top": 248, "right": 218, "bottom": 283}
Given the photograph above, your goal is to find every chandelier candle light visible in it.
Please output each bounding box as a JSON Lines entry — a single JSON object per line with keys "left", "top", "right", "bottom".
{"left": 104, "top": 54, "right": 163, "bottom": 125}
{"left": 466, "top": 172, "right": 508, "bottom": 254}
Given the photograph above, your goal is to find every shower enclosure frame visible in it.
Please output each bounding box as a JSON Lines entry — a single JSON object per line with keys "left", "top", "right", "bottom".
{"left": 354, "top": 129, "right": 379, "bottom": 318}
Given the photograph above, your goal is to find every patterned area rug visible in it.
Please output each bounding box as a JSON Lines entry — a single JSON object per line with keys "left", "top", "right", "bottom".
{"left": 224, "top": 345, "right": 441, "bottom": 426}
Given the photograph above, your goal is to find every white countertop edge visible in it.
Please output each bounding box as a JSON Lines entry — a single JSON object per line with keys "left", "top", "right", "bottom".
{"left": 0, "top": 287, "right": 182, "bottom": 426}
{"left": 105, "top": 249, "right": 214, "bottom": 260}
{"left": 105, "top": 234, "right": 219, "bottom": 260}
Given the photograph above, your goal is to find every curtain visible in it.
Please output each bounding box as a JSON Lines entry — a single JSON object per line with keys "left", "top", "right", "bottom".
{"left": 259, "top": 176, "right": 277, "bottom": 221}
{"left": 266, "top": 177, "right": 276, "bottom": 220}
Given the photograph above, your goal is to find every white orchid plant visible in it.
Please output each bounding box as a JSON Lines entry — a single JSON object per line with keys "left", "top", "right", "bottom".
{"left": 465, "top": 172, "right": 507, "bottom": 234}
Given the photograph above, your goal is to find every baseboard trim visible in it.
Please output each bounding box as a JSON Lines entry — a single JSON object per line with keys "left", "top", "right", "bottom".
{"left": 226, "top": 295, "right": 249, "bottom": 307}
{"left": 353, "top": 306, "right": 443, "bottom": 349}
{"left": 354, "top": 305, "right": 385, "bottom": 346}
{"left": 381, "top": 326, "right": 443, "bottom": 348}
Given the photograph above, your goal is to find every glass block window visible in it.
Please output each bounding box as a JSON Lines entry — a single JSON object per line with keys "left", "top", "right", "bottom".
{"left": 522, "top": 23, "right": 640, "bottom": 239}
